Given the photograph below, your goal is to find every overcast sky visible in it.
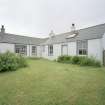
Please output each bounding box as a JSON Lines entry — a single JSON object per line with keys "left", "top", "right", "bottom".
{"left": 0, "top": 0, "right": 105, "bottom": 38}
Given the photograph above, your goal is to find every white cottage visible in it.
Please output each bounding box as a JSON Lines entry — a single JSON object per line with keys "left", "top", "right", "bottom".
{"left": 0, "top": 23, "right": 105, "bottom": 65}
{"left": 0, "top": 25, "right": 47, "bottom": 57}
{"left": 41, "top": 23, "right": 105, "bottom": 65}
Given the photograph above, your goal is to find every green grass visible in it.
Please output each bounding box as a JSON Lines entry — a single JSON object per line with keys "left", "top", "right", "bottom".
{"left": 0, "top": 59, "right": 105, "bottom": 105}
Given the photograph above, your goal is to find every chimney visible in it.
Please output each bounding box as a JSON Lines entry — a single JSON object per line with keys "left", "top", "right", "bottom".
{"left": 71, "top": 23, "right": 76, "bottom": 32}
{"left": 49, "top": 30, "right": 55, "bottom": 38}
{"left": 1, "top": 25, "right": 5, "bottom": 33}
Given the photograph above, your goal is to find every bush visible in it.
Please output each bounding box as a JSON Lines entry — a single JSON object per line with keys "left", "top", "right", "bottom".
{"left": 71, "top": 56, "right": 80, "bottom": 64}
{"left": 57, "top": 55, "right": 101, "bottom": 67}
{"left": 0, "top": 52, "right": 27, "bottom": 72}
{"left": 57, "top": 55, "right": 71, "bottom": 63}
{"left": 16, "top": 54, "right": 28, "bottom": 68}
{"left": 79, "top": 56, "right": 101, "bottom": 67}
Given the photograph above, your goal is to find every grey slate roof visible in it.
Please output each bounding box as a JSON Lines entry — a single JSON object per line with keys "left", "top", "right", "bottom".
{"left": 0, "top": 23, "right": 105, "bottom": 45}
{"left": 43, "top": 23, "right": 105, "bottom": 45}
{"left": 0, "top": 33, "right": 47, "bottom": 45}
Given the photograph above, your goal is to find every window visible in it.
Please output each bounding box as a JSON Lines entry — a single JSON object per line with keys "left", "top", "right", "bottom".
{"left": 32, "top": 46, "right": 37, "bottom": 56}
{"left": 15, "top": 45, "right": 27, "bottom": 55}
{"left": 48, "top": 45, "right": 53, "bottom": 56}
{"left": 77, "top": 40, "right": 87, "bottom": 55}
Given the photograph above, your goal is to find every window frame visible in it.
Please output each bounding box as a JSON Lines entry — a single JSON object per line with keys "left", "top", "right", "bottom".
{"left": 48, "top": 45, "right": 53, "bottom": 56}
{"left": 15, "top": 44, "right": 27, "bottom": 56}
{"left": 32, "top": 46, "right": 37, "bottom": 56}
{"left": 77, "top": 40, "right": 88, "bottom": 55}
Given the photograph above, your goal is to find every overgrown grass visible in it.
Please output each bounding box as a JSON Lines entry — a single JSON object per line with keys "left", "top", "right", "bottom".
{"left": 0, "top": 59, "right": 105, "bottom": 105}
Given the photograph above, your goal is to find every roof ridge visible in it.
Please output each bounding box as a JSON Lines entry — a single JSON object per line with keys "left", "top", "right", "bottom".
{"left": 2, "top": 32, "right": 44, "bottom": 39}
{"left": 78, "top": 23, "right": 105, "bottom": 31}
{"left": 54, "top": 23, "right": 105, "bottom": 36}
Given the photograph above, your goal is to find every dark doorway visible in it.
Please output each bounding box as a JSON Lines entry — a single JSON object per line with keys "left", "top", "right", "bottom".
{"left": 103, "top": 50, "right": 105, "bottom": 66}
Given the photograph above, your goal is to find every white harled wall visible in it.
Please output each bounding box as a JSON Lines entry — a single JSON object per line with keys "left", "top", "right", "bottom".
{"left": 0, "top": 39, "right": 103, "bottom": 62}
{"left": 41, "top": 44, "right": 62, "bottom": 60}
{"left": 68, "top": 42, "right": 76, "bottom": 56}
{"left": 0, "top": 43, "right": 15, "bottom": 53}
{"left": 41, "top": 38, "right": 103, "bottom": 62}
{"left": 88, "top": 38, "right": 103, "bottom": 62}
{"left": 103, "top": 33, "right": 105, "bottom": 50}
{"left": 37, "top": 45, "right": 41, "bottom": 57}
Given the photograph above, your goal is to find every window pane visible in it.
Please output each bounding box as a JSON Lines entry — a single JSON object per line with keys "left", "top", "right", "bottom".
{"left": 48, "top": 45, "right": 53, "bottom": 56}
{"left": 15, "top": 45, "right": 27, "bottom": 55}
{"left": 77, "top": 40, "right": 87, "bottom": 55}
{"left": 83, "top": 49, "right": 87, "bottom": 55}
{"left": 79, "top": 49, "right": 83, "bottom": 55}
{"left": 32, "top": 46, "right": 37, "bottom": 56}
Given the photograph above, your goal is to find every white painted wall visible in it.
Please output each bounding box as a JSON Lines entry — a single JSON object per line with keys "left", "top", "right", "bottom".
{"left": 103, "top": 33, "right": 105, "bottom": 50}
{"left": 68, "top": 42, "right": 76, "bottom": 56}
{"left": 53, "top": 44, "right": 62, "bottom": 59}
{"left": 41, "top": 44, "right": 62, "bottom": 60}
{"left": 27, "top": 45, "right": 39, "bottom": 57}
{"left": 41, "top": 39, "right": 103, "bottom": 62}
{"left": 37, "top": 45, "right": 41, "bottom": 57}
{"left": 88, "top": 38, "right": 103, "bottom": 62}
{"left": 0, "top": 43, "right": 15, "bottom": 53}
{"left": 27, "top": 45, "right": 30, "bottom": 56}
{"left": 61, "top": 45, "right": 68, "bottom": 55}
{"left": 41, "top": 45, "right": 48, "bottom": 58}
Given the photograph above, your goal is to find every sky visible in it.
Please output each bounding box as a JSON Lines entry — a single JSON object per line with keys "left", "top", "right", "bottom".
{"left": 0, "top": 0, "right": 105, "bottom": 38}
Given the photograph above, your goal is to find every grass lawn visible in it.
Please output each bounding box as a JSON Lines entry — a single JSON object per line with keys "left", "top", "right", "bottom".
{"left": 0, "top": 59, "right": 105, "bottom": 105}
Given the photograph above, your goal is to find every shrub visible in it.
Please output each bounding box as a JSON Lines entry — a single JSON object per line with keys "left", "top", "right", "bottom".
{"left": 16, "top": 54, "right": 28, "bottom": 68}
{"left": 57, "top": 56, "right": 65, "bottom": 62}
{"left": 57, "top": 55, "right": 71, "bottom": 63}
{"left": 0, "top": 52, "right": 27, "bottom": 72}
{"left": 79, "top": 56, "right": 101, "bottom": 67}
{"left": 57, "top": 55, "right": 101, "bottom": 67}
{"left": 71, "top": 56, "right": 80, "bottom": 64}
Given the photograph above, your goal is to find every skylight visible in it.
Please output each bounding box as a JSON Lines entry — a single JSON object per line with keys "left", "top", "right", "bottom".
{"left": 66, "top": 34, "right": 77, "bottom": 38}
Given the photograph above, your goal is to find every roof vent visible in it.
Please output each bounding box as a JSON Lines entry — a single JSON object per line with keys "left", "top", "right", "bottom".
{"left": 49, "top": 30, "right": 55, "bottom": 38}
{"left": 1, "top": 25, "right": 5, "bottom": 33}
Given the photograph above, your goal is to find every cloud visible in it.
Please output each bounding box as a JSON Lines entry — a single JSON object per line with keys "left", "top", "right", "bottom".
{"left": 0, "top": 0, "right": 105, "bottom": 38}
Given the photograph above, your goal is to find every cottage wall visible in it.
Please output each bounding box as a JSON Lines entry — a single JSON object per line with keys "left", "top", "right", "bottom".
{"left": 88, "top": 38, "right": 103, "bottom": 62}
{"left": 0, "top": 43, "right": 15, "bottom": 53}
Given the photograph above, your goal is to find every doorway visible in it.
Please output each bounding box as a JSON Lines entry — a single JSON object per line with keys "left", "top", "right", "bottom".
{"left": 61, "top": 45, "right": 68, "bottom": 55}
{"left": 103, "top": 50, "right": 105, "bottom": 66}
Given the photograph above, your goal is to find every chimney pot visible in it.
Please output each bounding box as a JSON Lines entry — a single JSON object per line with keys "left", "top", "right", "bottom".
{"left": 1, "top": 25, "right": 5, "bottom": 33}
{"left": 71, "top": 23, "right": 76, "bottom": 32}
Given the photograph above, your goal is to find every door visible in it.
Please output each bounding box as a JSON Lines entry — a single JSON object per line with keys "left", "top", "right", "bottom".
{"left": 103, "top": 50, "right": 105, "bottom": 66}
{"left": 61, "top": 45, "right": 68, "bottom": 55}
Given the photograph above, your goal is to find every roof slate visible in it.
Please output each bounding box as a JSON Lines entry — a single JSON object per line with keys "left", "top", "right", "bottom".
{"left": 0, "top": 33, "right": 47, "bottom": 45}
{"left": 0, "top": 23, "right": 105, "bottom": 45}
{"left": 43, "top": 23, "right": 105, "bottom": 45}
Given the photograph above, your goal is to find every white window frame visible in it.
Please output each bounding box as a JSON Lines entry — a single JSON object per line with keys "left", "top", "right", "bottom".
{"left": 15, "top": 44, "right": 27, "bottom": 55}
{"left": 77, "top": 40, "right": 88, "bottom": 55}
{"left": 32, "top": 46, "right": 37, "bottom": 56}
{"left": 48, "top": 45, "right": 53, "bottom": 56}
